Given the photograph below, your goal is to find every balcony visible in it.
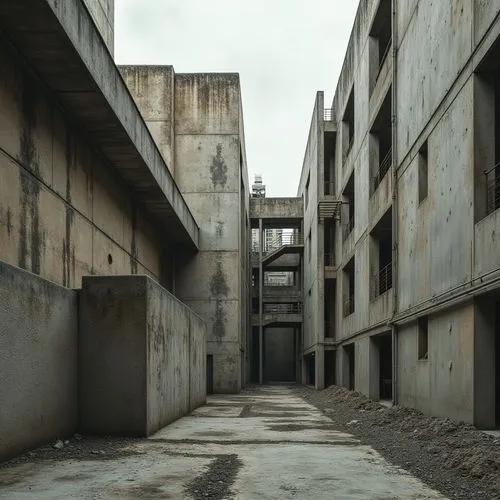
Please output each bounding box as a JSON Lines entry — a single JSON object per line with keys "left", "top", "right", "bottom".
{"left": 324, "top": 108, "right": 333, "bottom": 121}
{"left": 372, "top": 147, "right": 392, "bottom": 194}
{"left": 375, "top": 39, "right": 392, "bottom": 86}
{"left": 372, "top": 262, "right": 392, "bottom": 299}
{"left": 343, "top": 295, "right": 355, "bottom": 317}
{"left": 344, "top": 135, "right": 354, "bottom": 163}
{"left": 253, "top": 303, "right": 303, "bottom": 326}
{"left": 485, "top": 163, "right": 500, "bottom": 216}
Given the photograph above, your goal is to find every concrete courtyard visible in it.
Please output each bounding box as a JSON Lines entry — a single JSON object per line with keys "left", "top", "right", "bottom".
{"left": 0, "top": 387, "right": 445, "bottom": 499}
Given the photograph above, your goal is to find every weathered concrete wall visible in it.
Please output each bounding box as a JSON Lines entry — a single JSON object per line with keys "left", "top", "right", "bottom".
{"left": 174, "top": 73, "right": 248, "bottom": 393}
{"left": 82, "top": 0, "right": 114, "bottom": 56}
{"left": 119, "top": 66, "right": 175, "bottom": 174}
{"left": 0, "top": 261, "right": 78, "bottom": 461}
{"left": 79, "top": 275, "right": 206, "bottom": 436}
{"left": 250, "top": 198, "right": 303, "bottom": 220}
{"left": 264, "top": 328, "right": 296, "bottom": 382}
{"left": 0, "top": 39, "right": 170, "bottom": 290}
{"left": 397, "top": 303, "right": 474, "bottom": 424}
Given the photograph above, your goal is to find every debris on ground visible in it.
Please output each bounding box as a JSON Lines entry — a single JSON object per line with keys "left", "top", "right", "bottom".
{"left": 296, "top": 385, "right": 500, "bottom": 500}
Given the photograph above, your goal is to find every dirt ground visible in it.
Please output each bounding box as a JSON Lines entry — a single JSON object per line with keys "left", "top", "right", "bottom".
{"left": 295, "top": 385, "right": 500, "bottom": 500}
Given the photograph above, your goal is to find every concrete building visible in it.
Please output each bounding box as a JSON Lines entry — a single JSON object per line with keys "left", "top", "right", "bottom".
{"left": 120, "top": 67, "right": 250, "bottom": 393}
{"left": 0, "top": 0, "right": 248, "bottom": 461}
{"left": 298, "top": 0, "right": 500, "bottom": 428}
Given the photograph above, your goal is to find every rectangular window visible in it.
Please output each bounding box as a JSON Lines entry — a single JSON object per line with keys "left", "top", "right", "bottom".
{"left": 418, "top": 141, "right": 428, "bottom": 203}
{"left": 418, "top": 316, "right": 429, "bottom": 360}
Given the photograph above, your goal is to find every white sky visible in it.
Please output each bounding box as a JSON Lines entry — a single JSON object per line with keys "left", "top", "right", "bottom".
{"left": 115, "top": 0, "right": 359, "bottom": 197}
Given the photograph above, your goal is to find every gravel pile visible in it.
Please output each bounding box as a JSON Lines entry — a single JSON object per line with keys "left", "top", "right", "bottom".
{"left": 296, "top": 385, "right": 500, "bottom": 500}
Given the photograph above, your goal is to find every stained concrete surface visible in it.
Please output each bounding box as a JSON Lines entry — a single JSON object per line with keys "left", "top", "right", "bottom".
{"left": 0, "top": 387, "right": 446, "bottom": 499}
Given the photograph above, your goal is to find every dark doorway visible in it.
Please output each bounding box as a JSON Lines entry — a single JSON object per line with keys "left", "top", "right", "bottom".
{"left": 378, "top": 334, "right": 393, "bottom": 401}
{"left": 251, "top": 327, "right": 259, "bottom": 383}
{"left": 206, "top": 355, "right": 214, "bottom": 395}
{"left": 344, "top": 344, "right": 355, "bottom": 390}
{"left": 264, "top": 328, "right": 295, "bottom": 383}
{"left": 325, "top": 350, "right": 336, "bottom": 387}
{"left": 306, "top": 354, "right": 316, "bottom": 386}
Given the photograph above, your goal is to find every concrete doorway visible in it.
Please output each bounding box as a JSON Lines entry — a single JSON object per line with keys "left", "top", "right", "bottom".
{"left": 344, "top": 344, "right": 355, "bottom": 390}
{"left": 264, "top": 327, "right": 296, "bottom": 383}
{"left": 206, "top": 355, "right": 214, "bottom": 395}
{"left": 305, "top": 353, "right": 315, "bottom": 386}
{"left": 378, "top": 334, "right": 393, "bottom": 401}
{"left": 325, "top": 350, "right": 336, "bottom": 387}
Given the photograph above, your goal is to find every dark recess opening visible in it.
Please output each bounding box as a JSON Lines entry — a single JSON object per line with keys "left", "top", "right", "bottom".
{"left": 496, "top": 300, "right": 500, "bottom": 427}
{"left": 206, "top": 355, "right": 214, "bottom": 394}
{"left": 325, "top": 350, "right": 336, "bottom": 387}
{"left": 306, "top": 353, "right": 315, "bottom": 386}
{"left": 378, "top": 334, "right": 392, "bottom": 400}
{"left": 344, "top": 344, "right": 355, "bottom": 390}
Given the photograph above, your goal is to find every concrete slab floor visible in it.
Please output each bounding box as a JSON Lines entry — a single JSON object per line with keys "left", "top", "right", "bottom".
{"left": 0, "top": 387, "right": 447, "bottom": 499}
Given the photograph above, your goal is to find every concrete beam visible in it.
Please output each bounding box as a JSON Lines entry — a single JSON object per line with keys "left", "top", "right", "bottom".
{"left": 0, "top": 0, "right": 199, "bottom": 252}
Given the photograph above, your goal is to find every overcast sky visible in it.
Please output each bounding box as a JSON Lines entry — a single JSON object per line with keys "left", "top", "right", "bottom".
{"left": 115, "top": 0, "right": 359, "bottom": 197}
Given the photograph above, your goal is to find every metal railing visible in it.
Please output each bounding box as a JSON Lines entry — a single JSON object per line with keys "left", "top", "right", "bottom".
{"left": 375, "top": 38, "right": 392, "bottom": 82}
{"left": 342, "top": 214, "right": 354, "bottom": 242}
{"left": 263, "top": 275, "right": 295, "bottom": 287}
{"left": 324, "top": 253, "right": 335, "bottom": 267}
{"left": 263, "top": 303, "right": 302, "bottom": 314}
{"left": 372, "top": 147, "right": 392, "bottom": 194}
{"left": 343, "top": 295, "right": 355, "bottom": 317}
{"left": 324, "top": 108, "right": 334, "bottom": 121}
{"left": 372, "top": 262, "right": 393, "bottom": 298}
{"left": 324, "top": 181, "right": 335, "bottom": 196}
{"left": 264, "top": 231, "right": 303, "bottom": 254}
{"left": 485, "top": 163, "right": 500, "bottom": 215}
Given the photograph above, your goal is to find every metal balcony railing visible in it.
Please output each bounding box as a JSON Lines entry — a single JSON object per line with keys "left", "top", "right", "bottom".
{"left": 324, "top": 181, "right": 335, "bottom": 196}
{"left": 263, "top": 303, "right": 302, "bottom": 314}
{"left": 263, "top": 277, "right": 295, "bottom": 287}
{"left": 485, "top": 163, "right": 500, "bottom": 215}
{"left": 342, "top": 214, "right": 354, "bottom": 242}
{"left": 372, "top": 262, "right": 393, "bottom": 299}
{"left": 324, "top": 253, "right": 335, "bottom": 267}
{"left": 264, "top": 232, "right": 303, "bottom": 254}
{"left": 324, "top": 108, "right": 333, "bottom": 121}
{"left": 372, "top": 147, "right": 392, "bottom": 194}
{"left": 343, "top": 295, "right": 355, "bottom": 317}
{"left": 375, "top": 39, "right": 392, "bottom": 83}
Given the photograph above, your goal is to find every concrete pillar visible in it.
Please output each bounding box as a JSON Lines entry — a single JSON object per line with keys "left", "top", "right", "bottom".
{"left": 474, "top": 298, "right": 496, "bottom": 428}
{"left": 258, "top": 218, "right": 264, "bottom": 385}
{"left": 315, "top": 344, "right": 325, "bottom": 390}
{"left": 369, "top": 337, "right": 380, "bottom": 401}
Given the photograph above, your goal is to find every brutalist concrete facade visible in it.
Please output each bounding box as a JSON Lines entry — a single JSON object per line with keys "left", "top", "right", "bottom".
{"left": 120, "top": 67, "right": 250, "bottom": 393}
{"left": 299, "top": 0, "right": 500, "bottom": 427}
{"left": 0, "top": 0, "right": 211, "bottom": 461}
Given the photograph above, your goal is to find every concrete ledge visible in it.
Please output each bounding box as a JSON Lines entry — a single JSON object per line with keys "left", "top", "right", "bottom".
{"left": 0, "top": 0, "right": 199, "bottom": 251}
{"left": 0, "top": 261, "right": 78, "bottom": 462}
{"left": 79, "top": 275, "right": 206, "bottom": 436}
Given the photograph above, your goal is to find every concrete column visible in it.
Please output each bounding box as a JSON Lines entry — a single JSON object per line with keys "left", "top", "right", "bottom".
{"left": 474, "top": 298, "right": 496, "bottom": 428}
{"left": 258, "top": 218, "right": 264, "bottom": 385}
{"left": 315, "top": 344, "right": 325, "bottom": 390}
{"left": 369, "top": 337, "right": 380, "bottom": 401}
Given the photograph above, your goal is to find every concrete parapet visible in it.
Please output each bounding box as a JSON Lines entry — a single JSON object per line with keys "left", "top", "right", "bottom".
{"left": 79, "top": 275, "right": 206, "bottom": 436}
{"left": 0, "top": 261, "right": 78, "bottom": 462}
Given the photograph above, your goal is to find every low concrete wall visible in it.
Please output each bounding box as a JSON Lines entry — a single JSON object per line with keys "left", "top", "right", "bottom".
{"left": 0, "top": 261, "right": 78, "bottom": 462}
{"left": 79, "top": 275, "right": 206, "bottom": 436}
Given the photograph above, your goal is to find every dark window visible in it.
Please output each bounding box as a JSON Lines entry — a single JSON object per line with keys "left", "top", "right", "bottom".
{"left": 418, "top": 316, "right": 429, "bottom": 360}
{"left": 418, "top": 141, "right": 429, "bottom": 203}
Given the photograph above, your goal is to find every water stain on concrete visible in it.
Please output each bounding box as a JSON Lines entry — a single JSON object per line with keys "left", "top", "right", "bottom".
{"left": 209, "top": 144, "right": 228, "bottom": 188}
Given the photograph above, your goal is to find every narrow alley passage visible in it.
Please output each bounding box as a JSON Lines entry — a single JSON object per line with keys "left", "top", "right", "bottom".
{"left": 0, "top": 387, "right": 445, "bottom": 499}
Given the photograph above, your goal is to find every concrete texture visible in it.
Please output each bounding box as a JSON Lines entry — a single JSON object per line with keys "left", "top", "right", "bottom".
{"left": 0, "top": 0, "right": 199, "bottom": 253}
{"left": 0, "top": 261, "right": 77, "bottom": 462}
{"left": 0, "top": 387, "right": 446, "bottom": 499}
{"left": 79, "top": 275, "right": 206, "bottom": 436}
{"left": 82, "top": 0, "right": 114, "bottom": 56}
{"left": 296, "top": 0, "right": 500, "bottom": 426}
